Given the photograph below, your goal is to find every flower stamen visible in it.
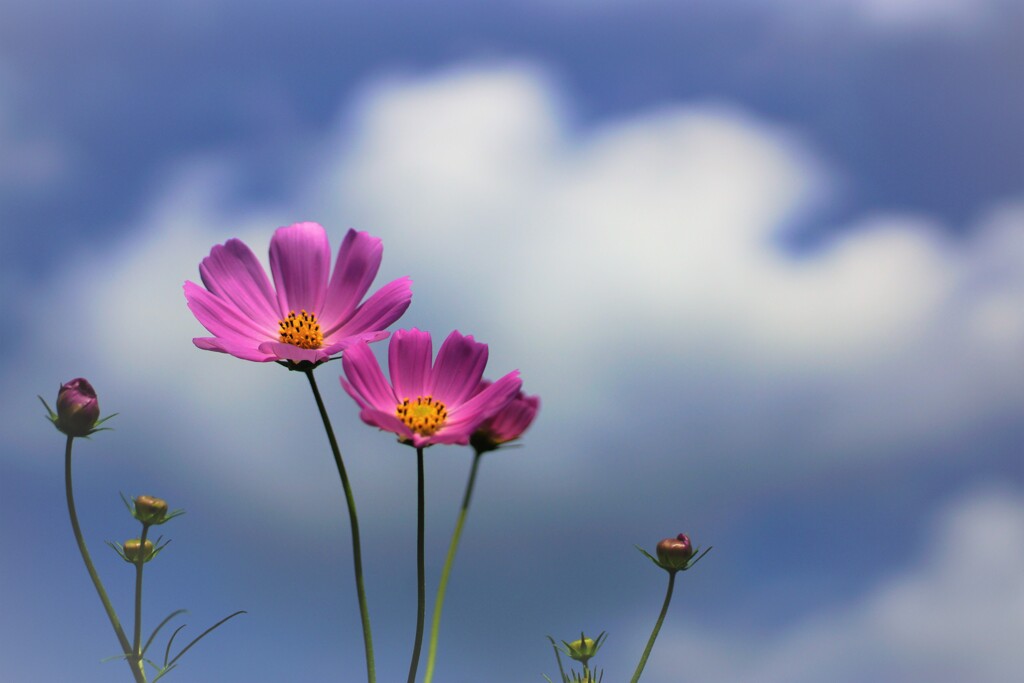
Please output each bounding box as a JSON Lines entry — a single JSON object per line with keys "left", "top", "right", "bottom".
{"left": 396, "top": 396, "right": 448, "bottom": 437}
{"left": 278, "top": 310, "right": 324, "bottom": 349}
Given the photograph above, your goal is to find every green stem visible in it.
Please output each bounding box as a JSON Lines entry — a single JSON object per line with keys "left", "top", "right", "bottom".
{"left": 132, "top": 524, "right": 150, "bottom": 669}
{"left": 64, "top": 435, "right": 146, "bottom": 683}
{"left": 629, "top": 570, "right": 677, "bottom": 683}
{"left": 423, "top": 450, "right": 483, "bottom": 683}
{"left": 303, "top": 369, "right": 375, "bottom": 683}
{"left": 406, "top": 446, "right": 427, "bottom": 683}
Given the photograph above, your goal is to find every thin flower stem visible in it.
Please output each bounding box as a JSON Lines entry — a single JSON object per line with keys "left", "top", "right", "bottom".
{"left": 132, "top": 524, "right": 150, "bottom": 669}
{"left": 303, "top": 369, "right": 376, "bottom": 683}
{"left": 64, "top": 435, "right": 146, "bottom": 683}
{"left": 406, "top": 446, "right": 427, "bottom": 683}
{"left": 629, "top": 570, "right": 677, "bottom": 683}
{"left": 423, "top": 450, "right": 483, "bottom": 683}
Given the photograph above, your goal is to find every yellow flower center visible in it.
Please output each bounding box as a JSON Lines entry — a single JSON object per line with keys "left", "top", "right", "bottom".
{"left": 395, "top": 396, "right": 448, "bottom": 436}
{"left": 278, "top": 310, "right": 324, "bottom": 349}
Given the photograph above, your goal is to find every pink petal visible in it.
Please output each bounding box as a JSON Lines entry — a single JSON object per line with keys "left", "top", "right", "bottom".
{"left": 485, "top": 393, "right": 540, "bottom": 442}
{"left": 198, "top": 238, "right": 281, "bottom": 332}
{"left": 409, "top": 432, "right": 439, "bottom": 448}
{"left": 428, "top": 330, "right": 489, "bottom": 406}
{"left": 327, "top": 276, "right": 413, "bottom": 339}
{"left": 320, "top": 330, "right": 390, "bottom": 357}
{"left": 388, "top": 328, "right": 432, "bottom": 401}
{"left": 184, "top": 281, "right": 271, "bottom": 344}
{"left": 319, "top": 229, "right": 384, "bottom": 334}
{"left": 269, "top": 222, "right": 330, "bottom": 316}
{"left": 446, "top": 370, "right": 522, "bottom": 431}
{"left": 257, "top": 341, "right": 332, "bottom": 364}
{"left": 193, "top": 336, "right": 276, "bottom": 362}
{"left": 356, "top": 407, "right": 415, "bottom": 442}
{"left": 427, "top": 426, "right": 475, "bottom": 446}
{"left": 341, "top": 342, "right": 398, "bottom": 412}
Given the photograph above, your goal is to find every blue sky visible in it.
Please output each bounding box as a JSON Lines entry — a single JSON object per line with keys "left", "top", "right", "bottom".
{"left": 2, "top": 1, "right": 1023, "bottom": 682}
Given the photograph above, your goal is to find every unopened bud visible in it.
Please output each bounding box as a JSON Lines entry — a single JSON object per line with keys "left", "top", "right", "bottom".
{"left": 656, "top": 533, "right": 694, "bottom": 570}
{"left": 470, "top": 382, "right": 540, "bottom": 453}
{"left": 559, "top": 631, "right": 607, "bottom": 666}
{"left": 54, "top": 378, "right": 101, "bottom": 437}
{"left": 123, "top": 539, "right": 155, "bottom": 563}
{"left": 134, "top": 496, "right": 168, "bottom": 525}
{"left": 566, "top": 638, "right": 597, "bottom": 660}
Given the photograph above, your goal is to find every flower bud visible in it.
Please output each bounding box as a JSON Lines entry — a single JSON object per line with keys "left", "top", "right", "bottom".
{"left": 566, "top": 637, "right": 597, "bottom": 661}
{"left": 54, "top": 378, "right": 101, "bottom": 437}
{"left": 134, "top": 495, "right": 168, "bottom": 525}
{"left": 656, "top": 533, "right": 694, "bottom": 570}
{"left": 123, "top": 538, "right": 155, "bottom": 563}
{"left": 470, "top": 382, "right": 540, "bottom": 453}
{"left": 559, "top": 631, "right": 607, "bottom": 666}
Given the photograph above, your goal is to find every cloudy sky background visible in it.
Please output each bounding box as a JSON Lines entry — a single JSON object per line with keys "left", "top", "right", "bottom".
{"left": 1, "top": 1, "right": 1022, "bottom": 682}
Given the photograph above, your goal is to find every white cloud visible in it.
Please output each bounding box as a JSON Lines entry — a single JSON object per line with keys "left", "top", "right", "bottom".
{"left": 319, "top": 63, "right": 1024, "bottom": 452}
{"left": 645, "top": 486, "right": 1024, "bottom": 683}
{"left": 11, "top": 62, "right": 1024, "bottom": 524}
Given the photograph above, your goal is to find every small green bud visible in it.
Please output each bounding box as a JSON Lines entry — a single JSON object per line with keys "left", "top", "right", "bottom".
{"left": 121, "top": 492, "right": 184, "bottom": 526}
{"left": 559, "top": 631, "right": 607, "bottom": 666}
{"left": 123, "top": 538, "right": 155, "bottom": 563}
{"left": 133, "top": 495, "right": 168, "bottom": 524}
{"left": 567, "top": 638, "right": 596, "bottom": 659}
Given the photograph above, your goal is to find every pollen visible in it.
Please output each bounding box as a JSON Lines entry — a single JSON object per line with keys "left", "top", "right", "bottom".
{"left": 395, "top": 396, "right": 448, "bottom": 437}
{"left": 278, "top": 310, "right": 324, "bottom": 349}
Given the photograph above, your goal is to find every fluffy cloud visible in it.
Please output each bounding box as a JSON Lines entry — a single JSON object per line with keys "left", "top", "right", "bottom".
{"left": 7, "top": 61, "right": 1021, "bottom": 683}
{"left": 645, "top": 486, "right": 1024, "bottom": 683}
{"left": 323, "top": 63, "right": 1024, "bottom": 450}
{"left": 10, "top": 62, "right": 1024, "bottom": 515}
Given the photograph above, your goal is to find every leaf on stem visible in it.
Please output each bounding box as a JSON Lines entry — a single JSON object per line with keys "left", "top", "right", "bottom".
{"left": 142, "top": 609, "right": 188, "bottom": 656}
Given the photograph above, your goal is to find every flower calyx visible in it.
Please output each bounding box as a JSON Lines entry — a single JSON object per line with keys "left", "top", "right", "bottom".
{"left": 637, "top": 533, "right": 711, "bottom": 574}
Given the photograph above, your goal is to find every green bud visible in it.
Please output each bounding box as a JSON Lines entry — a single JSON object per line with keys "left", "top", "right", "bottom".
{"left": 133, "top": 495, "right": 168, "bottom": 524}
{"left": 123, "top": 538, "right": 155, "bottom": 563}
{"left": 559, "top": 631, "right": 607, "bottom": 666}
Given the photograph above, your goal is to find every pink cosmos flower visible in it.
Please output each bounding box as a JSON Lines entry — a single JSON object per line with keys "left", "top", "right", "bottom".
{"left": 340, "top": 328, "right": 522, "bottom": 448}
{"left": 184, "top": 222, "right": 412, "bottom": 364}
{"left": 469, "top": 382, "right": 540, "bottom": 452}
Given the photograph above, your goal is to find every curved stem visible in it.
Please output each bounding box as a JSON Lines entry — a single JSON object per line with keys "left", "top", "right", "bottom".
{"left": 423, "top": 450, "right": 483, "bottom": 683}
{"left": 629, "top": 570, "right": 677, "bottom": 683}
{"left": 132, "top": 524, "right": 150, "bottom": 668}
{"left": 303, "top": 369, "right": 375, "bottom": 683}
{"left": 64, "top": 435, "right": 146, "bottom": 683}
{"left": 406, "top": 446, "right": 427, "bottom": 683}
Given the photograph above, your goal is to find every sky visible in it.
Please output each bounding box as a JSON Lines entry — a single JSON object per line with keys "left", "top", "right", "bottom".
{"left": 1, "top": 1, "right": 1023, "bottom": 682}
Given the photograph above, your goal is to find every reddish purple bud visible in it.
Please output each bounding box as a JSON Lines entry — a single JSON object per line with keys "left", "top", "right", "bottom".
{"left": 470, "top": 381, "right": 540, "bottom": 453}
{"left": 656, "top": 533, "right": 694, "bottom": 570}
{"left": 55, "top": 378, "right": 101, "bottom": 437}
